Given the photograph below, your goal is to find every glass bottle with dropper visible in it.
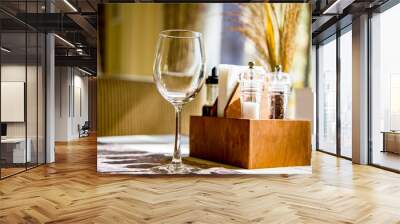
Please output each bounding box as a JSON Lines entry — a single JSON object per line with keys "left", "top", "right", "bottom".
{"left": 202, "top": 67, "right": 218, "bottom": 116}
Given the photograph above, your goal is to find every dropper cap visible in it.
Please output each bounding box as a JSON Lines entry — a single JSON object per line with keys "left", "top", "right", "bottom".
{"left": 206, "top": 67, "right": 218, "bottom": 84}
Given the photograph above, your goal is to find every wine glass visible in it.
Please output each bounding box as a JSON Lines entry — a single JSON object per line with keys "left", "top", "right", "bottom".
{"left": 153, "top": 30, "right": 206, "bottom": 174}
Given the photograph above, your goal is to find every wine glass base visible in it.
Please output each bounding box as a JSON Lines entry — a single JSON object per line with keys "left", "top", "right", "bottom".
{"left": 151, "top": 163, "right": 200, "bottom": 174}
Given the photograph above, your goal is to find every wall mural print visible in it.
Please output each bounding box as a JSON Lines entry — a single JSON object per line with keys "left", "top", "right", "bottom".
{"left": 97, "top": 3, "right": 312, "bottom": 175}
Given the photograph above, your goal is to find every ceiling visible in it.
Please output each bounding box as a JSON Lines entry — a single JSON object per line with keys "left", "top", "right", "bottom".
{"left": 311, "top": 0, "right": 391, "bottom": 44}
{"left": 0, "top": 0, "right": 394, "bottom": 74}
{"left": 0, "top": 0, "right": 99, "bottom": 74}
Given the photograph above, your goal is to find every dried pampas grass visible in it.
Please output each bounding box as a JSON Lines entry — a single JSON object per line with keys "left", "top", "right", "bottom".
{"left": 232, "top": 3, "right": 302, "bottom": 73}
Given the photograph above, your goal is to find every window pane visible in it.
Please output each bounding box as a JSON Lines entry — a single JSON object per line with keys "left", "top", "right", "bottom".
{"left": 38, "top": 33, "right": 46, "bottom": 165}
{"left": 371, "top": 4, "right": 400, "bottom": 171}
{"left": 318, "top": 38, "right": 337, "bottom": 154}
{"left": 1, "top": 30, "right": 28, "bottom": 177}
{"left": 340, "top": 29, "right": 352, "bottom": 158}
{"left": 27, "top": 30, "right": 38, "bottom": 169}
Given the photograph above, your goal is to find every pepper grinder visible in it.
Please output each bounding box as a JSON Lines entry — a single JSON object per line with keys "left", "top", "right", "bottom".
{"left": 268, "top": 65, "right": 291, "bottom": 119}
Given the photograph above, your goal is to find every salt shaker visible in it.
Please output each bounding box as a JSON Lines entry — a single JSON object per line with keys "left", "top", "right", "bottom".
{"left": 239, "top": 62, "right": 264, "bottom": 119}
{"left": 268, "top": 65, "right": 291, "bottom": 119}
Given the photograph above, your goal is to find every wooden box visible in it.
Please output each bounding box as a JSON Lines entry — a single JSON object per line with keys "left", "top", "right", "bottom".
{"left": 189, "top": 116, "right": 311, "bottom": 169}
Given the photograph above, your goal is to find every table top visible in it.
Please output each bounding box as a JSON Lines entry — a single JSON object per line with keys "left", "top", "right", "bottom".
{"left": 1, "top": 137, "right": 26, "bottom": 143}
{"left": 381, "top": 131, "right": 400, "bottom": 134}
{"left": 97, "top": 135, "right": 311, "bottom": 175}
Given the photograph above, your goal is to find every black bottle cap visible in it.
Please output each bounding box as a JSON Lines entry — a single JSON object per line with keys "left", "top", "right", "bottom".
{"left": 206, "top": 67, "right": 218, "bottom": 84}
{"left": 248, "top": 61, "right": 255, "bottom": 69}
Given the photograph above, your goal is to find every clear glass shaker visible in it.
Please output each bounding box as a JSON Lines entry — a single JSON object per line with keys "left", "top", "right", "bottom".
{"left": 268, "top": 65, "right": 291, "bottom": 119}
{"left": 239, "top": 62, "right": 264, "bottom": 119}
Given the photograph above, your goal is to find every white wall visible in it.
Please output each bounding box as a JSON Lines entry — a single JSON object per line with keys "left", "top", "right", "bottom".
{"left": 55, "top": 67, "right": 89, "bottom": 141}
{"left": 1, "top": 65, "right": 31, "bottom": 137}
{"left": 55, "top": 67, "right": 69, "bottom": 141}
{"left": 71, "top": 73, "right": 89, "bottom": 138}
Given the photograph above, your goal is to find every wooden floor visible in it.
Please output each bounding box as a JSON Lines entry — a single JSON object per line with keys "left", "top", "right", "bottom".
{"left": 1, "top": 136, "right": 400, "bottom": 224}
{"left": 1, "top": 167, "right": 26, "bottom": 178}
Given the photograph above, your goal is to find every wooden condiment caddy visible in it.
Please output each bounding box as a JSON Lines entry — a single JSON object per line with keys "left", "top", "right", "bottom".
{"left": 189, "top": 82, "right": 312, "bottom": 169}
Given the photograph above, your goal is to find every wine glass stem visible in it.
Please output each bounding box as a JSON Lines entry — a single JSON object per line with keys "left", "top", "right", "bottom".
{"left": 172, "top": 105, "right": 183, "bottom": 167}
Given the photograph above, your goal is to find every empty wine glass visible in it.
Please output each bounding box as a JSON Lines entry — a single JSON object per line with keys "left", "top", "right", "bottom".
{"left": 153, "top": 30, "right": 206, "bottom": 174}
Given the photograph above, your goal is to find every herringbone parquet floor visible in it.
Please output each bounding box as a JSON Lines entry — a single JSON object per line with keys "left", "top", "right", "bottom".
{"left": 1, "top": 135, "right": 400, "bottom": 224}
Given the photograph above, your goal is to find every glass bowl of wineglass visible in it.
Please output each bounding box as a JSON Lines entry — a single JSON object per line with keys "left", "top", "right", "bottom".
{"left": 153, "top": 29, "right": 206, "bottom": 174}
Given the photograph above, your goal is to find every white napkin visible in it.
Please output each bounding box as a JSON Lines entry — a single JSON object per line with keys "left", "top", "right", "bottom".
{"left": 217, "top": 65, "right": 242, "bottom": 117}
